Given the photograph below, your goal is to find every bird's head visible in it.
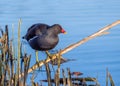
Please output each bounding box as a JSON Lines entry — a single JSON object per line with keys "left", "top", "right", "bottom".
{"left": 52, "top": 24, "right": 66, "bottom": 34}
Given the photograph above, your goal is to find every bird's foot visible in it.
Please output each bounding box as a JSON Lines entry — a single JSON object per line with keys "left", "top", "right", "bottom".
{"left": 45, "top": 51, "right": 63, "bottom": 66}
{"left": 45, "top": 51, "right": 54, "bottom": 58}
{"left": 36, "top": 59, "right": 39, "bottom": 64}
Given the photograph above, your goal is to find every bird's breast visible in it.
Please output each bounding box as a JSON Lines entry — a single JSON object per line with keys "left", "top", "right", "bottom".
{"left": 29, "top": 35, "right": 59, "bottom": 51}
{"left": 45, "top": 36, "right": 59, "bottom": 46}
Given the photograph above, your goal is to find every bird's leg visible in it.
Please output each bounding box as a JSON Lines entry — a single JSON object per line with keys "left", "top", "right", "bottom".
{"left": 45, "top": 51, "right": 51, "bottom": 57}
{"left": 35, "top": 50, "right": 39, "bottom": 63}
{"left": 45, "top": 51, "right": 55, "bottom": 71}
{"left": 45, "top": 51, "right": 61, "bottom": 62}
{"left": 45, "top": 51, "right": 58, "bottom": 57}
{"left": 45, "top": 51, "right": 57, "bottom": 59}
{"left": 45, "top": 51, "right": 54, "bottom": 61}
{"left": 35, "top": 50, "right": 43, "bottom": 71}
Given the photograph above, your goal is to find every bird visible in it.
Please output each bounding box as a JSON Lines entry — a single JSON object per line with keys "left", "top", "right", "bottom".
{"left": 23, "top": 23, "right": 66, "bottom": 62}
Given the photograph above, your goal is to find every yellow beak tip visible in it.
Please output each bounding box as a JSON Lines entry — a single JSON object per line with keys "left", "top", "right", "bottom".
{"left": 64, "top": 32, "right": 67, "bottom": 34}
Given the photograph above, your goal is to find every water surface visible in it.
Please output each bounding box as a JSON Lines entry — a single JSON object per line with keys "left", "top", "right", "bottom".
{"left": 0, "top": 0, "right": 120, "bottom": 85}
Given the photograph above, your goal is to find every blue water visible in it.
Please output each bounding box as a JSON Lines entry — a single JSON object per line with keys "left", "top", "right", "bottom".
{"left": 0, "top": 0, "right": 120, "bottom": 85}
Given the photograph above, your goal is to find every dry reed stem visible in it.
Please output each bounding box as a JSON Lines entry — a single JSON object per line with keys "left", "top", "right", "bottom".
{"left": 19, "top": 20, "right": 120, "bottom": 78}
{"left": 17, "top": 19, "right": 22, "bottom": 86}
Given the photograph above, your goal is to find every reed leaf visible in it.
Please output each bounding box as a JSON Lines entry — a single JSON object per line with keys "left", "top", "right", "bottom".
{"left": 17, "top": 19, "right": 22, "bottom": 84}
{"left": 62, "top": 69, "right": 67, "bottom": 86}
{"left": 108, "top": 72, "right": 115, "bottom": 86}
{"left": 23, "top": 54, "right": 31, "bottom": 86}
{"left": 44, "top": 61, "right": 52, "bottom": 86}
{"left": 106, "top": 68, "right": 109, "bottom": 86}
{"left": 67, "top": 68, "right": 72, "bottom": 86}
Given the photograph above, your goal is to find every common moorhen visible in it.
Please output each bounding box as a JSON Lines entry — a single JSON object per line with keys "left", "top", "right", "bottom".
{"left": 23, "top": 23, "right": 50, "bottom": 41}
{"left": 23, "top": 23, "right": 66, "bottom": 62}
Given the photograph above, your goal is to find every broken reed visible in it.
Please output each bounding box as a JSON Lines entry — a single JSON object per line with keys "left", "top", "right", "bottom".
{"left": 17, "top": 19, "right": 21, "bottom": 79}
{"left": 0, "top": 23, "right": 97, "bottom": 86}
{"left": 0, "top": 19, "right": 117, "bottom": 86}
{"left": 0, "top": 19, "right": 31, "bottom": 86}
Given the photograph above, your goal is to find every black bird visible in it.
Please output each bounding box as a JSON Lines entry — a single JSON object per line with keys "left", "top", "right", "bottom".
{"left": 23, "top": 23, "right": 66, "bottom": 62}
{"left": 23, "top": 23, "right": 50, "bottom": 41}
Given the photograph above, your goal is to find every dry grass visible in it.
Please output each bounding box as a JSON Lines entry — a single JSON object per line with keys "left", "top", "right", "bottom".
{"left": 0, "top": 19, "right": 118, "bottom": 86}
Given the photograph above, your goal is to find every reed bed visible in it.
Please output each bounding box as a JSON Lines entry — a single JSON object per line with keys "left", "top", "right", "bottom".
{"left": 0, "top": 19, "right": 119, "bottom": 86}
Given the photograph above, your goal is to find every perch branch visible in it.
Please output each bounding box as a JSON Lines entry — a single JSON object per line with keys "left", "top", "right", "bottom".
{"left": 19, "top": 20, "right": 120, "bottom": 78}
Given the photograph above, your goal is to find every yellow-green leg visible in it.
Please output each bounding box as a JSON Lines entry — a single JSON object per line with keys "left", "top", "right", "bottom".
{"left": 45, "top": 51, "right": 55, "bottom": 70}
{"left": 35, "top": 50, "right": 39, "bottom": 62}
{"left": 45, "top": 51, "right": 51, "bottom": 57}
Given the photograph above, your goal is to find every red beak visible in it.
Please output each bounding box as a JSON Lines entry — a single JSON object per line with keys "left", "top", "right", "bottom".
{"left": 61, "top": 29, "right": 66, "bottom": 34}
